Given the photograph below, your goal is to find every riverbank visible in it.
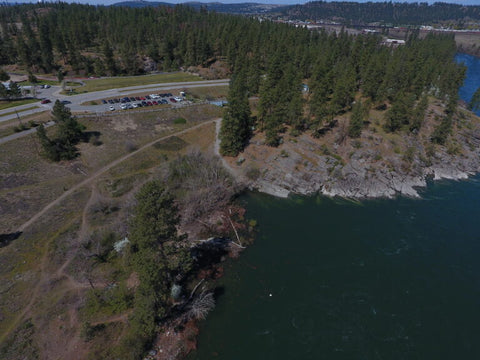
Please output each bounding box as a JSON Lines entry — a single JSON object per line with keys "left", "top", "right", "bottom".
{"left": 189, "top": 178, "right": 480, "bottom": 360}
{"left": 225, "top": 101, "right": 480, "bottom": 200}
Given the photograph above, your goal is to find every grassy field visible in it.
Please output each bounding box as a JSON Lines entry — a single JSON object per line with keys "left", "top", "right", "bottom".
{"left": 0, "top": 99, "right": 39, "bottom": 111}
{"left": 0, "top": 106, "right": 39, "bottom": 117}
{"left": 0, "top": 103, "right": 220, "bottom": 359}
{"left": 77, "top": 72, "right": 203, "bottom": 93}
{"left": 184, "top": 85, "right": 229, "bottom": 101}
{"left": 0, "top": 111, "right": 50, "bottom": 138}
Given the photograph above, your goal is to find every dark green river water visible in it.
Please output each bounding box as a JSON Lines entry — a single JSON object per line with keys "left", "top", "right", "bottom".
{"left": 188, "top": 55, "right": 480, "bottom": 359}
{"left": 190, "top": 178, "right": 480, "bottom": 359}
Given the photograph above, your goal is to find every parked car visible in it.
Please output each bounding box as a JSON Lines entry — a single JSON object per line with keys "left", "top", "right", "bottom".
{"left": 141, "top": 101, "right": 147, "bottom": 106}
{"left": 161, "top": 99, "right": 168, "bottom": 104}
{"left": 169, "top": 98, "right": 177, "bottom": 103}
{"left": 152, "top": 101, "right": 158, "bottom": 105}
{"left": 120, "top": 103, "right": 127, "bottom": 110}
{"left": 174, "top": 96, "right": 182, "bottom": 102}
{"left": 108, "top": 99, "right": 114, "bottom": 104}
{"left": 132, "top": 103, "right": 139, "bottom": 108}
{"left": 41, "top": 99, "right": 51, "bottom": 104}
{"left": 61, "top": 100, "right": 71, "bottom": 104}
{"left": 109, "top": 105, "right": 115, "bottom": 111}
{"left": 102, "top": 99, "right": 107, "bottom": 104}
{"left": 130, "top": 97, "right": 136, "bottom": 101}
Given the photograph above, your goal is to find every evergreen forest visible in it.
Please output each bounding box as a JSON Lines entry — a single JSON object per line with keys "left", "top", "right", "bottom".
{"left": 0, "top": 3, "right": 467, "bottom": 151}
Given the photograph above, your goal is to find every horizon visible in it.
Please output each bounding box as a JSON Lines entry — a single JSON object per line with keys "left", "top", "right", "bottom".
{"left": 4, "top": 0, "right": 480, "bottom": 7}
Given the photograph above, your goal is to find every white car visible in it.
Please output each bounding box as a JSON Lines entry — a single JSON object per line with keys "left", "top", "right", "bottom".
{"left": 109, "top": 105, "right": 115, "bottom": 111}
{"left": 120, "top": 103, "right": 127, "bottom": 110}
{"left": 150, "top": 94, "right": 159, "bottom": 99}
{"left": 174, "top": 96, "right": 182, "bottom": 102}
{"left": 132, "top": 103, "right": 139, "bottom": 108}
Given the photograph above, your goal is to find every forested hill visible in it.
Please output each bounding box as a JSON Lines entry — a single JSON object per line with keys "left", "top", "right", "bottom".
{"left": 278, "top": 2, "right": 480, "bottom": 25}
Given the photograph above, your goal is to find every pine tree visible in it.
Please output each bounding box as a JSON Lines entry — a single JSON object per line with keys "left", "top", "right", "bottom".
{"left": 410, "top": 94, "right": 428, "bottom": 132}
{"left": 469, "top": 87, "right": 480, "bottom": 112}
{"left": 37, "top": 124, "right": 59, "bottom": 161}
{"left": 9, "top": 82, "right": 21, "bottom": 98}
{"left": 0, "top": 68, "right": 9, "bottom": 81}
{"left": 348, "top": 100, "right": 364, "bottom": 138}
{"left": 0, "top": 83, "right": 7, "bottom": 99}
{"left": 220, "top": 69, "right": 251, "bottom": 156}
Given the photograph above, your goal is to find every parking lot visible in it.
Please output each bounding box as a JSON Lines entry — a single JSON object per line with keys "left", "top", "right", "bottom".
{"left": 0, "top": 79, "right": 229, "bottom": 123}
{"left": 101, "top": 92, "right": 185, "bottom": 111}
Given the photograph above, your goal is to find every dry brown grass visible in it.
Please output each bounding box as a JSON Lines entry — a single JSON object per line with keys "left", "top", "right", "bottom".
{"left": 0, "top": 103, "right": 221, "bottom": 359}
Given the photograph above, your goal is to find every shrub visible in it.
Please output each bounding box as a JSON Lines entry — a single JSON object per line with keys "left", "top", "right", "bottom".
{"left": 173, "top": 117, "right": 187, "bottom": 124}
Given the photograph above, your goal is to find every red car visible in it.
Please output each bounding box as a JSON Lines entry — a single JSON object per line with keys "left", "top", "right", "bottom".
{"left": 40, "top": 99, "right": 51, "bottom": 104}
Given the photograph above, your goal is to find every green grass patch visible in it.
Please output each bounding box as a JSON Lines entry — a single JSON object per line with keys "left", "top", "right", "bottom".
{"left": 153, "top": 135, "right": 188, "bottom": 151}
{"left": 65, "top": 81, "right": 83, "bottom": 87}
{"left": 0, "top": 99, "right": 39, "bottom": 111}
{"left": 18, "top": 79, "right": 59, "bottom": 87}
{"left": 81, "top": 72, "right": 202, "bottom": 93}
{"left": 185, "top": 85, "right": 228, "bottom": 101}
{"left": 102, "top": 172, "right": 150, "bottom": 198}
{"left": 173, "top": 117, "right": 187, "bottom": 125}
{"left": 81, "top": 284, "right": 133, "bottom": 321}
{"left": 0, "top": 106, "right": 39, "bottom": 117}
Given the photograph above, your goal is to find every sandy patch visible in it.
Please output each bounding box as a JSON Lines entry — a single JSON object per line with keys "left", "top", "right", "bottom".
{"left": 112, "top": 117, "right": 138, "bottom": 132}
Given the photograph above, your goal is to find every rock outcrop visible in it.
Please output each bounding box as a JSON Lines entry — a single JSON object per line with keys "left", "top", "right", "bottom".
{"left": 228, "top": 106, "right": 480, "bottom": 199}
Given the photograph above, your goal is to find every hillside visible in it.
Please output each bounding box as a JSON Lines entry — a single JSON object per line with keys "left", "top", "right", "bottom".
{"left": 277, "top": 1, "right": 480, "bottom": 27}
{"left": 229, "top": 99, "right": 480, "bottom": 199}
{"left": 113, "top": 1, "right": 282, "bottom": 13}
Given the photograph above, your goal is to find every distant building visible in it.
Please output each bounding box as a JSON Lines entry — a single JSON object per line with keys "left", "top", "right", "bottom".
{"left": 382, "top": 38, "right": 406, "bottom": 47}
{"left": 1, "top": 81, "right": 11, "bottom": 90}
{"left": 209, "top": 100, "right": 228, "bottom": 107}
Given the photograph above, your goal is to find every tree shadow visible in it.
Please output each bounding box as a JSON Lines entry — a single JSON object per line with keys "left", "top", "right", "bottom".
{"left": 313, "top": 119, "right": 338, "bottom": 137}
{"left": 190, "top": 238, "right": 230, "bottom": 270}
{"left": 0, "top": 231, "right": 22, "bottom": 248}
{"left": 82, "top": 131, "right": 102, "bottom": 146}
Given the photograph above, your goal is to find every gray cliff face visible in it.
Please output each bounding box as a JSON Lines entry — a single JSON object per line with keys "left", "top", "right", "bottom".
{"left": 236, "top": 111, "right": 480, "bottom": 199}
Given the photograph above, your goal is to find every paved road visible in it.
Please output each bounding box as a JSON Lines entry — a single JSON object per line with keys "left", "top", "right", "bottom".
{"left": 0, "top": 121, "right": 55, "bottom": 145}
{"left": 0, "top": 79, "right": 229, "bottom": 123}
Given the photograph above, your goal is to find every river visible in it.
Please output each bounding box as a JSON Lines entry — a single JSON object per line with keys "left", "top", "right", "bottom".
{"left": 456, "top": 53, "right": 480, "bottom": 116}
{"left": 188, "top": 54, "right": 480, "bottom": 359}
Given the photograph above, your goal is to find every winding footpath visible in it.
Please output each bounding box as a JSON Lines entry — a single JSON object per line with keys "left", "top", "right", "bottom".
{"left": 17, "top": 119, "right": 219, "bottom": 233}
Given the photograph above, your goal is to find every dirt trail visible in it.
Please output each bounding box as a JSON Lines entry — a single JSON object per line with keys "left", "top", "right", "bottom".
{"left": 18, "top": 120, "right": 218, "bottom": 233}
{"left": 0, "top": 214, "right": 81, "bottom": 344}
{"left": 2, "top": 120, "right": 217, "bottom": 345}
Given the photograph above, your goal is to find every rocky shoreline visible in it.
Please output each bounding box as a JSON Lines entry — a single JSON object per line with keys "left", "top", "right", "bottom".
{"left": 252, "top": 160, "right": 478, "bottom": 200}
{"left": 229, "top": 106, "right": 480, "bottom": 200}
